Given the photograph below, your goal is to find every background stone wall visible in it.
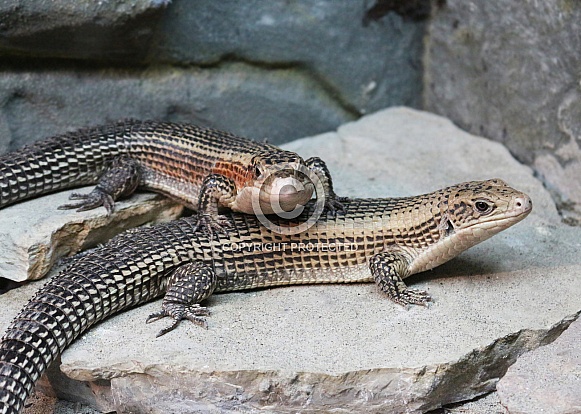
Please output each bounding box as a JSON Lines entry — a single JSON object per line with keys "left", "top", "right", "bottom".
{"left": 425, "top": 0, "right": 581, "bottom": 224}
{"left": 0, "top": 0, "right": 425, "bottom": 149}
{"left": 1, "top": 0, "right": 580, "bottom": 224}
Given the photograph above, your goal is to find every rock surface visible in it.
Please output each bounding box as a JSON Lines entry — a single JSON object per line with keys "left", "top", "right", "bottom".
{"left": 497, "top": 318, "right": 581, "bottom": 414}
{"left": 0, "top": 0, "right": 425, "bottom": 148}
{"left": 429, "top": 392, "right": 505, "bottom": 414}
{"left": 425, "top": 0, "right": 581, "bottom": 224}
{"left": 0, "top": 108, "right": 578, "bottom": 413}
{"left": 0, "top": 192, "right": 182, "bottom": 282}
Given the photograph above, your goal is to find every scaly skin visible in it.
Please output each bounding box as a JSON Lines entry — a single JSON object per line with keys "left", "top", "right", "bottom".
{"left": 0, "top": 119, "right": 345, "bottom": 232}
{"left": 0, "top": 179, "right": 532, "bottom": 413}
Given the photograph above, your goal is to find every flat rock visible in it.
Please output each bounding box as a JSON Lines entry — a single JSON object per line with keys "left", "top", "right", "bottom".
{"left": 1, "top": 108, "right": 579, "bottom": 413}
{"left": 497, "top": 318, "right": 581, "bottom": 414}
{"left": 0, "top": 191, "right": 183, "bottom": 282}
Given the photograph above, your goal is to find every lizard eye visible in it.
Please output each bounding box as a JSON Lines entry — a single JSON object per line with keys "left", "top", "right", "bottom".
{"left": 475, "top": 200, "right": 492, "bottom": 214}
{"left": 254, "top": 165, "right": 262, "bottom": 177}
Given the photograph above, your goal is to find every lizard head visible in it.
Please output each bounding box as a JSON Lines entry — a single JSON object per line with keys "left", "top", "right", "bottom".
{"left": 409, "top": 178, "right": 532, "bottom": 274}
{"left": 232, "top": 150, "right": 315, "bottom": 215}
{"left": 440, "top": 178, "right": 532, "bottom": 243}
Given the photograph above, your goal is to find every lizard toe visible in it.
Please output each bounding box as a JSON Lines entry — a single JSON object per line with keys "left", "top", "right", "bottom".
{"left": 192, "top": 214, "right": 233, "bottom": 238}
{"left": 324, "top": 197, "right": 350, "bottom": 215}
{"left": 395, "top": 288, "right": 433, "bottom": 307}
{"left": 147, "top": 303, "right": 211, "bottom": 337}
{"left": 58, "top": 189, "right": 115, "bottom": 214}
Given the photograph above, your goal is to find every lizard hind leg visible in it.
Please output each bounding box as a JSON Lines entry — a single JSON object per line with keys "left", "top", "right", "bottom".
{"left": 146, "top": 262, "right": 217, "bottom": 337}
{"left": 58, "top": 156, "right": 141, "bottom": 214}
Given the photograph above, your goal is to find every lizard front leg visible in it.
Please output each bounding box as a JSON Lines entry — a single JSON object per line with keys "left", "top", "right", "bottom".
{"left": 369, "top": 251, "right": 432, "bottom": 306}
{"left": 58, "top": 156, "right": 141, "bottom": 214}
{"left": 305, "top": 157, "right": 349, "bottom": 214}
{"left": 146, "top": 262, "right": 217, "bottom": 337}
{"left": 193, "top": 173, "right": 238, "bottom": 235}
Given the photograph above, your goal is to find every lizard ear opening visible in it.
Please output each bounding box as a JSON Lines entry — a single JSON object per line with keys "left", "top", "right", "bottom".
{"left": 248, "top": 156, "right": 262, "bottom": 178}
{"left": 444, "top": 219, "right": 455, "bottom": 236}
{"left": 438, "top": 214, "right": 455, "bottom": 237}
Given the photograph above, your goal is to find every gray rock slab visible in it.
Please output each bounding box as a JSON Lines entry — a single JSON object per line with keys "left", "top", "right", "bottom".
{"left": 1, "top": 108, "right": 579, "bottom": 413}
{"left": 0, "top": 191, "right": 183, "bottom": 282}
{"left": 496, "top": 318, "right": 581, "bottom": 414}
{"left": 425, "top": 0, "right": 581, "bottom": 224}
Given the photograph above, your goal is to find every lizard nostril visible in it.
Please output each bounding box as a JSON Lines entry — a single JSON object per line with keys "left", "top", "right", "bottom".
{"left": 514, "top": 196, "right": 532, "bottom": 212}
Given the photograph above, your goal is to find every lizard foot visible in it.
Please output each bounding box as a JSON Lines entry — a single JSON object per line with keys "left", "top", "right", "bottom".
{"left": 146, "top": 303, "right": 210, "bottom": 337}
{"left": 393, "top": 288, "right": 433, "bottom": 308}
{"left": 192, "top": 213, "right": 233, "bottom": 237}
{"left": 58, "top": 189, "right": 114, "bottom": 214}
{"left": 324, "top": 196, "right": 350, "bottom": 215}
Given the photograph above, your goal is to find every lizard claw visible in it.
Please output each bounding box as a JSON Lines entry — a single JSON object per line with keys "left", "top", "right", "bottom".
{"left": 58, "top": 189, "right": 114, "bottom": 214}
{"left": 147, "top": 303, "right": 210, "bottom": 337}
{"left": 192, "top": 213, "right": 233, "bottom": 238}
{"left": 324, "top": 196, "right": 350, "bottom": 216}
{"left": 394, "top": 288, "right": 433, "bottom": 308}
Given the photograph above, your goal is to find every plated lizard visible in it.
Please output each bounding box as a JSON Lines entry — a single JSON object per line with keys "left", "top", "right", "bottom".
{"left": 0, "top": 178, "right": 531, "bottom": 413}
{"left": 0, "top": 119, "right": 344, "bottom": 232}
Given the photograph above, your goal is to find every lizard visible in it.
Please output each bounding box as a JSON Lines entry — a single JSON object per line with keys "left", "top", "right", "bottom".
{"left": 0, "top": 119, "right": 345, "bottom": 233}
{"left": 0, "top": 178, "right": 532, "bottom": 413}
